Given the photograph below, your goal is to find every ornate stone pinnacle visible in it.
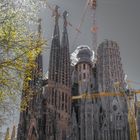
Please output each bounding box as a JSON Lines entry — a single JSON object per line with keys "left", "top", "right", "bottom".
{"left": 54, "top": 5, "right": 60, "bottom": 24}
{"left": 38, "top": 18, "right": 42, "bottom": 36}
{"left": 63, "top": 10, "right": 68, "bottom": 27}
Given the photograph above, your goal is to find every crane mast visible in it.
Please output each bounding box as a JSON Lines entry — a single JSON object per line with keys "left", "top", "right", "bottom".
{"left": 88, "top": 0, "right": 97, "bottom": 58}
{"left": 79, "top": 1, "right": 139, "bottom": 139}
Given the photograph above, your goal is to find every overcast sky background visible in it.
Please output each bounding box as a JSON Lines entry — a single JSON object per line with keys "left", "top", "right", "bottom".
{"left": 2, "top": 0, "right": 140, "bottom": 138}
{"left": 41, "top": 0, "right": 140, "bottom": 89}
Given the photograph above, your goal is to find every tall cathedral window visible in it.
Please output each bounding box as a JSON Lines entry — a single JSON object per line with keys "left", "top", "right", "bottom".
{"left": 83, "top": 73, "right": 86, "bottom": 79}
{"left": 83, "top": 64, "right": 86, "bottom": 69}
{"left": 62, "top": 92, "right": 64, "bottom": 102}
{"left": 58, "top": 91, "right": 61, "bottom": 110}
{"left": 52, "top": 88, "right": 54, "bottom": 105}
{"left": 43, "top": 114, "right": 46, "bottom": 134}
{"left": 54, "top": 90, "right": 57, "bottom": 107}
{"left": 79, "top": 74, "right": 81, "bottom": 80}
{"left": 79, "top": 65, "right": 81, "bottom": 71}
{"left": 62, "top": 92, "right": 64, "bottom": 110}
{"left": 65, "top": 94, "right": 67, "bottom": 112}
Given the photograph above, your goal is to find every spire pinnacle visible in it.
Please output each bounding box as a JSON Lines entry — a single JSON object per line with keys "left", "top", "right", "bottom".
{"left": 4, "top": 127, "right": 10, "bottom": 140}
{"left": 63, "top": 11, "right": 68, "bottom": 27}
{"left": 38, "top": 18, "right": 42, "bottom": 38}
{"left": 52, "top": 5, "right": 60, "bottom": 24}
{"left": 11, "top": 125, "right": 16, "bottom": 140}
{"left": 49, "top": 5, "right": 60, "bottom": 82}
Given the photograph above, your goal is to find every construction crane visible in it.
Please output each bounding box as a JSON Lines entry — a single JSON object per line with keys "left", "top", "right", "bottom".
{"left": 72, "top": 90, "right": 140, "bottom": 100}
{"left": 72, "top": 0, "right": 98, "bottom": 53}
{"left": 72, "top": 0, "right": 98, "bottom": 49}
{"left": 88, "top": 0, "right": 98, "bottom": 58}
{"left": 46, "top": 2, "right": 81, "bottom": 33}
{"left": 72, "top": 0, "right": 89, "bottom": 48}
{"left": 126, "top": 80, "right": 140, "bottom": 140}
{"left": 125, "top": 91, "right": 138, "bottom": 140}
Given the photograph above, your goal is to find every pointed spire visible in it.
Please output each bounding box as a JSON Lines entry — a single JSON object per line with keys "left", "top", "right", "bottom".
{"left": 32, "top": 18, "right": 43, "bottom": 85}
{"left": 52, "top": 5, "right": 60, "bottom": 38}
{"left": 11, "top": 125, "right": 16, "bottom": 140}
{"left": 61, "top": 11, "right": 69, "bottom": 47}
{"left": 48, "top": 5, "right": 60, "bottom": 82}
{"left": 4, "top": 127, "right": 10, "bottom": 140}
{"left": 58, "top": 11, "right": 71, "bottom": 87}
{"left": 63, "top": 11, "right": 68, "bottom": 28}
{"left": 53, "top": 5, "right": 60, "bottom": 24}
{"left": 38, "top": 18, "right": 42, "bottom": 39}
{"left": 36, "top": 18, "right": 43, "bottom": 74}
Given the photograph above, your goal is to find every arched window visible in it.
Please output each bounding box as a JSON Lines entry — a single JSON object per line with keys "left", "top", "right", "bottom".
{"left": 30, "top": 127, "right": 37, "bottom": 140}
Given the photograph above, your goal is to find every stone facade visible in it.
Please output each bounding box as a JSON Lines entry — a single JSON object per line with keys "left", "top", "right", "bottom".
{"left": 17, "top": 19, "right": 44, "bottom": 140}
{"left": 71, "top": 42, "right": 130, "bottom": 140}
{"left": 71, "top": 46, "right": 100, "bottom": 140}
{"left": 44, "top": 9, "right": 71, "bottom": 140}
{"left": 17, "top": 9, "right": 131, "bottom": 140}
{"left": 97, "top": 40, "right": 126, "bottom": 92}
{"left": 17, "top": 7, "right": 72, "bottom": 140}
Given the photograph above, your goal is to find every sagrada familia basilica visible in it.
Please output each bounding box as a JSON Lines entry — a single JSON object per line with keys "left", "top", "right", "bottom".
{"left": 17, "top": 5, "right": 130, "bottom": 140}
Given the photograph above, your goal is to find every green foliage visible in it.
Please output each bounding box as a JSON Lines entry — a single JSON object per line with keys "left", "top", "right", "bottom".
{"left": 0, "top": 1, "right": 49, "bottom": 139}
{"left": 0, "top": 0, "right": 46, "bottom": 129}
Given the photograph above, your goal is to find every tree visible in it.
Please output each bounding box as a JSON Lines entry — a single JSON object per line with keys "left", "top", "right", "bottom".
{"left": 0, "top": 0, "right": 46, "bottom": 135}
{"left": 0, "top": 0, "right": 46, "bottom": 100}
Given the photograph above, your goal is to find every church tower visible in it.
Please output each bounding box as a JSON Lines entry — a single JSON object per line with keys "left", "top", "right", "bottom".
{"left": 97, "top": 40, "right": 126, "bottom": 92}
{"left": 71, "top": 46, "right": 101, "bottom": 140}
{"left": 45, "top": 8, "right": 71, "bottom": 140}
{"left": 96, "top": 40, "right": 130, "bottom": 140}
{"left": 48, "top": 5, "right": 60, "bottom": 82}
{"left": 17, "top": 19, "right": 44, "bottom": 140}
{"left": 58, "top": 11, "right": 71, "bottom": 87}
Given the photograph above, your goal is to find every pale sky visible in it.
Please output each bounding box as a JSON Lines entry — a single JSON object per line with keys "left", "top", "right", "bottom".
{"left": 41, "top": 0, "right": 140, "bottom": 89}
